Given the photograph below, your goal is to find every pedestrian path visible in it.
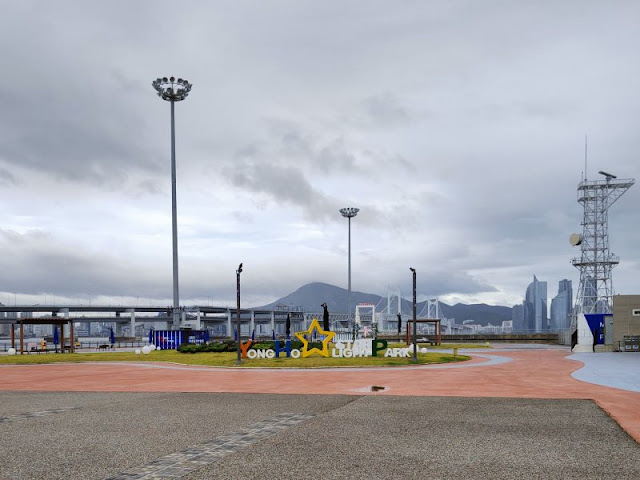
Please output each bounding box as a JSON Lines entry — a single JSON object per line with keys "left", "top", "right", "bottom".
{"left": 569, "top": 352, "right": 640, "bottom": 393}
{"left": 1, "top": 346, "right": 639, "bottom": 442}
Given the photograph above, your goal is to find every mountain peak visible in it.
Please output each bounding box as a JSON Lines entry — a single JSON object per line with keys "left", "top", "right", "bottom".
{"left": 257, "top": 282, "right": 512, "bottom": 325}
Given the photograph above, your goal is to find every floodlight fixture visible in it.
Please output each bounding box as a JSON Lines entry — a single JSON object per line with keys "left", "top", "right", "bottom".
{"left": 152, "top": 77, "right": 193, "bottom": 102}
{"left": 340, "top": 207, "right": 359, "bottom": 218}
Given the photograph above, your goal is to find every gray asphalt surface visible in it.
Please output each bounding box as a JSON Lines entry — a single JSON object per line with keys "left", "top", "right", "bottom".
{"left": 0, "top": 392, "right": 638, "bottom": 479}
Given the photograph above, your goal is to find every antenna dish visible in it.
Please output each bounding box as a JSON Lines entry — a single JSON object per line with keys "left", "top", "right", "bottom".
{"left": 569, "top": 233, "right": 582, "bottom": 246}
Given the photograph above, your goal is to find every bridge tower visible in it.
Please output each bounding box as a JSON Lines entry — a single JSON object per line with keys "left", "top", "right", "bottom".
{"left": 381, "top": 287, "right": 404, "bottom": 315}
{"left": 427, "top": 299, "right": 439, "bottom": 318}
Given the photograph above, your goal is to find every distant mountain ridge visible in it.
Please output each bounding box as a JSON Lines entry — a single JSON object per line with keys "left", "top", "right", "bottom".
{"left": 257, "top": 282, "right": 512, "bottom": 326}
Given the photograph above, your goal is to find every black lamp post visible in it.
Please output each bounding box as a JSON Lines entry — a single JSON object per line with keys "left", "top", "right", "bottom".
{"left": 410, "top": 267, "right": 418, "bottom": 363}
{"left": 236, "top": 263, "right": 243, "bottom": 365}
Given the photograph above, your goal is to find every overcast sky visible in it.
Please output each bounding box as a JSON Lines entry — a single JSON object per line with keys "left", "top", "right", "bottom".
{"left": 1, "top": 0, "right": 638, "bottom": 310}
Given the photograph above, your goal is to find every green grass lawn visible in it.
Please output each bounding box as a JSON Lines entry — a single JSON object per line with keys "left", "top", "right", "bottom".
{"left": 0, "top": 349, "right": 470, "bottom": 367}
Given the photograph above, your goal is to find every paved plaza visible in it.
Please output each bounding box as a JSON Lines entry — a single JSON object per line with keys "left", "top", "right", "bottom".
{"left": 0, "top": 345, "right": 639, "bottom": 479}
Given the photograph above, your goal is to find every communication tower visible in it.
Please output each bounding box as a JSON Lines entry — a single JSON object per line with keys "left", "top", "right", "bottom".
{"left": 570, "top": 171, "right": 634, "bottom": 315}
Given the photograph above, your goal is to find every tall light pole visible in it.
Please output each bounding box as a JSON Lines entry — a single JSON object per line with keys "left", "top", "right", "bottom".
{"left": 236, "top": 263, "right": 243, "bottom": 366}
{"left": 339, "top": 207, "right": 359, "bottom": 333}
{"left": 152, "top": 76, "right": 193, "bottom": 328}
{"left": 410, "top": 267, "right": 418, "bottom": 363}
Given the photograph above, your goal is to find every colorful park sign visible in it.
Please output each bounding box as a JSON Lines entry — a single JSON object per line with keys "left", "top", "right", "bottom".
{"left": 242, "top": 317, "right": 412, "bottom": 360}
{"left": 294, "top": 318, "right": 334, "bottom": 357}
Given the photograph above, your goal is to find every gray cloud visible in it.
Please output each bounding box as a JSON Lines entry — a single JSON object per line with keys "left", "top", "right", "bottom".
{"left": 219, "top": 121, "right": 392, "bottom": 222}
{"left": 1, "top": 0, "right": 639, "bottom": 309}
{"left": 0, "top": 85, "right": 161, "bottom": 187}
{"left": 223, "top": 159, "right": 341, "bottom": 221}
{"left": 0, "top": 229, "right": 164, "bottom": 297}
{"left": 0, "top": 166, "right": 18, "bottom": 185}
{"left": 261, "top": 118, "right": 361, "bottom": 174}
{"left": 364, "top": 93, "right": 411, "bottom": 125}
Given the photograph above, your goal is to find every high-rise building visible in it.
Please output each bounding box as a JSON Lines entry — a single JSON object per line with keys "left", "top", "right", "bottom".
{"left": 550, "top": 279, "right": 573, "bottom": 331}
{"left": 524, "top": 275, "right": 548, "bottom": 332}
{"left": 511, "top": 304, "right": 525, "bottom": 332}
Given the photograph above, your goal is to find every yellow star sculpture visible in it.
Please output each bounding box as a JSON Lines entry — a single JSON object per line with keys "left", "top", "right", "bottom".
{"left": 295, "top": 318, "right": 335, "bottom": 358}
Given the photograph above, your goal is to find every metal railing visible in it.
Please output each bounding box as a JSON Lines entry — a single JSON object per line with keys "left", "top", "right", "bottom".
{"left": 0, "top": 340, "right": 149, "bottom": 352}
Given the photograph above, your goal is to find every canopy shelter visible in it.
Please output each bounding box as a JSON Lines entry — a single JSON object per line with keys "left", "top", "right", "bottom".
{"left": 11, "top": 318, "right": 75, "bottom": 354}
{"left": 406, "top": 318, "right": 442, "bottom": 346}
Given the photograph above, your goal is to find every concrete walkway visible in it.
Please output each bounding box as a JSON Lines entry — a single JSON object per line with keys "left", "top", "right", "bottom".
{"left": 1, "top": 347, "right": 639, "bottom": 442}
{"left": 569, "top": 352, "right": 640, "bottom": 393}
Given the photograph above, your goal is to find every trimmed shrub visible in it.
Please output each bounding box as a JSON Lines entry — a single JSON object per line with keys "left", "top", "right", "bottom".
{"left": 177, "top": 344, "right": 201, "bottom": 354}
{"left": 177, "top": 341, "right": 236, "bottom": 353}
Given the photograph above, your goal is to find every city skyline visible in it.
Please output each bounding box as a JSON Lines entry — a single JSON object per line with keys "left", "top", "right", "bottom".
{"left": 1, "top": 1, "right": 639, "bottom": 309}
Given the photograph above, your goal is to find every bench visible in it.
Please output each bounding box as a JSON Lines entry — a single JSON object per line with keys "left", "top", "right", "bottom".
{"left": 26, "top": 347, "right": 51, "bottom": 354}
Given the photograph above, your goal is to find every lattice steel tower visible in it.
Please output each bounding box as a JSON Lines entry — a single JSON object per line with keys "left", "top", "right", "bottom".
{"left": 571, "top": 171, "right": 634, "bottom": 315}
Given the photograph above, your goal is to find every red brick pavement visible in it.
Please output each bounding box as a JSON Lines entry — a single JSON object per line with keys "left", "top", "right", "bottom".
{"left": 1, "top": 350, "right": 638, "bottom": 442}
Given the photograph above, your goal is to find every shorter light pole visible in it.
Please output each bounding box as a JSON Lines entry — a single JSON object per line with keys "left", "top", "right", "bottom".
{"left": 236, "top": 263, "right": 243, "bottom": 366}
{"left": 340, "top": 207, "right": 359, "bottom": 333}
{"left": 410, "top": 267, "right": 418, "bottom": 363}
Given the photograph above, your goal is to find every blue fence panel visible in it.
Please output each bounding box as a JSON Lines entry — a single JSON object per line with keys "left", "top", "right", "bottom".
{"left": 153, "top": 330, "right": 210, "bottom": 350}
{"left": 154, "top": 330, "right": 183, "bottom": 350}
